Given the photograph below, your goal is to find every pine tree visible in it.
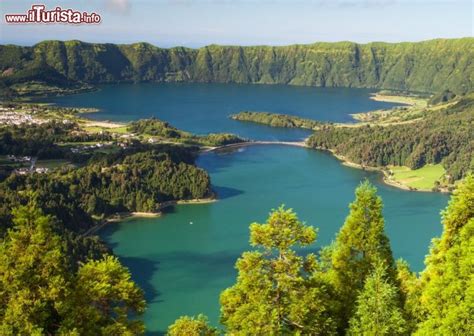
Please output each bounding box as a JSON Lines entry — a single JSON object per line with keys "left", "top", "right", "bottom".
{"left": 60, "top": 256, "right": 146, "bottom": 335}
{"left": 395, "top": 259, "right": 423, "bottom": 333}
{"left": 0, "top": 203, "right": 147, "bottom": 335}
{"left": 0, "top": 203, "right": 71, "bottom": 335}
{"left": 326, "top": 180, "right": 397, "bottom": 327}
{"left": 416, "top": 175, "right": 474, "bottom": 335}
{"left": 167, "top": 315, "right": 218, "bottom": 336}
{"left": 348, "top": 262, "right": 407, "bottom": 336}
{"left": 220, "top": 206, "right": 338, "bottom": 335}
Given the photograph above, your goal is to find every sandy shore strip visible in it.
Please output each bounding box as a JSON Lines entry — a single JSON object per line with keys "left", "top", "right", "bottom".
{"left": 176, "top": 198, "right": 217, "bottom": 205}
{"left": 122, "top": 198, "right": 216, "bottom": 220}
{"left": 83, "top": 198, "right": 217, "bottom": 235}
{"left": 369, "top": 93, "right": 426, "bottom": 107}
{"left": 83, "top": 120, "right": 127, "bottom": 128}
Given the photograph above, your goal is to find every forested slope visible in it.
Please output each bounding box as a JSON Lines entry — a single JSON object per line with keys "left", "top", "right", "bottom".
{"left": 1, "top": 38, "right": 473, "bottom": 94}
{"left": 307, "top": 94, "right": 474, "bottom": 183}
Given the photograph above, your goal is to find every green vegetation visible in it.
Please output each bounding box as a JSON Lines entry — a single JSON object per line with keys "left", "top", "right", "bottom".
{"left": 0, "top": 106, "right": 225, "bottom": 334}
{"left": 351, "top": 94, "right": 429, "bottom": 124}
{"left": 231, "top": 111, "right": 324, "bottom": 130}
{"left": 308, "top": 94, "right": 474, "bottom": 186}
{"left": 1, "top": 38, "right": 473, "bottom": 97}
{"left": 389, "top": 164, "right": 445, "bottom": 190}
{"left": 0, "top": 62, "right": 93, "bottom": 98}
{"left": 220, "top": 206, "right": 337, "bottom": 334}
{"left": 348, "top": 262, "right": 407, "bottom": 335}
{"left": 0, "top": 204, "right": 145, "bottom": 335}
{"left": 0, "top": 149, "right": 472, "bottom": 335}
{"left": 415, "top": 175, "right": 474, "bottom": 335}
{"left": 167, "top": 315, "right": 218, "bottom": 336}
{"left": 0, "top": 144, "right": 212, "bottom": 236}
{"left": 35, "top": 159, "right": 73, "bottom": 169}
{"left": 0, "top": 104, "right": 246, "bottom": 178}
{"left": 0, "top": 38, "right": 472, "bottom": 334}
{"left": 167, "top": 177, "right": 474, "bottom": 335}
{"left": 0, "top": 105, "right": 219, "bottom": 234}
{"left": 128, "top": 118, "right": 245, "bottom": 146}
{"left": 428, "top": 89, "right": 457, "bottom": 105}
{"left": 323, "top": 181, "right": 397, "bottom": 330}
{"left": 0, "top": 119, "right": 112, "bottom": 159}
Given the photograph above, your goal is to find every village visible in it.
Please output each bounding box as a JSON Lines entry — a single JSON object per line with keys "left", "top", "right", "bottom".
{"left": 0, "top": 107, "right": 49, "bottom": 125}
{"left": 3, "top": 155, "right": 49, "bottom": 175}
{"left": 0, "top": 103, "right": 162, "bottom": 180}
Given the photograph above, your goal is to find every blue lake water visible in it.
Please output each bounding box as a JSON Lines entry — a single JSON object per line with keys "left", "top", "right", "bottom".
{"left": 47, "top": 83, "right": 449, "bottom": 334}
{"left": 48, "top": 83, "right": 400, "bottom": 141}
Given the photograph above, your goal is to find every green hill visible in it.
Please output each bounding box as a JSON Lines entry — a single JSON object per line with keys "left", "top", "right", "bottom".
{"left": 1, "top": 38, "right": 473, "bottom": 94}
{"left": 307, "top": 93, "right": 474, "bottom": 186}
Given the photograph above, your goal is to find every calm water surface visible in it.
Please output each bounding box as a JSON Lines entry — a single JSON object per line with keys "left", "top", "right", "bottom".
{"left": 48, "top": 84, "right": 449, "bottom": 334}
{"left": 48, "top": 83, "right": 401, "bottom": 141}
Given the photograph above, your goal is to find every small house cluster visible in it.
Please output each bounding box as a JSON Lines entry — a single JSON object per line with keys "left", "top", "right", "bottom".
{"left": 0, "top": 109, "right": 48, "bottom": 125}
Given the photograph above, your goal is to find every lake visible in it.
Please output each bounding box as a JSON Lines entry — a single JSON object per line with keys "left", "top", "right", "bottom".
{"left": 47, "top": 83, "right": 449, "bottom": 334}
{"left": 47, "top": 83, "right": 400, "bottom": 141}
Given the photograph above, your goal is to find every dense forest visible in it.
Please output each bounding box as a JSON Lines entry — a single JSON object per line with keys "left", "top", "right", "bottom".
{"left": 231, "top": 111, "right": 325, "bottom": 130}
{"left": 0, "top": 143, "right": 212, "bottom": 235}
{"left": 307, "top": 94, "right": 474, "bottom": 183}
{"left": 1, "top": 38, "right": 473, "bottom": 96}
{"left": 2, "top": 175, "right": 471, "bottom": 335}
{"left": 0, "top": 144, "right": 212, "bottom": 332}
{"left": 0, "top": 110, "right": 220, "bottom": 334}
{"left": 0, "top": 203, "right": 146, "bottom": 335}
{"left": 1, "top": 37, "right": 473, "bottom": 335}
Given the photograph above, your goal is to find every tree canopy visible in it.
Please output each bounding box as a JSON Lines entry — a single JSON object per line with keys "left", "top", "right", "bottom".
{"left": 348, "top": 262, "right": 407, "bottom": 336}
{"left": 324, "top": 181, "right": 397, "bottom": 328}
{"left": 415, "top": 175, "right": 474, "bottom": 335}
{"left": 220, "top": 206, "right": 338, "bottom": 335}
{"left": 0, "top": 204, "right": 146, "bottom": 335}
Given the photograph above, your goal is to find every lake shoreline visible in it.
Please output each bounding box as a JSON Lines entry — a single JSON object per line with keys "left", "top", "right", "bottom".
{"left": 70, "top": 90, "right": 444, "bottom": 194}
{"left": 205, "top": 139, "right": 446, "bottom": 194}
{"left": 84, "top": 198, "right": 216, "bottom": 233}
{"left": 314, "top": 147, "right": 452, "bottom": 193}
{"left": 369, "top": 93, "right": 420, "bottom": 106}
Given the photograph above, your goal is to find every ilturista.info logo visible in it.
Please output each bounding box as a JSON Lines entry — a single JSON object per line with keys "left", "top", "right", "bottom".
{"left": 5, "top": 4, "right": 101, "bottom": 24}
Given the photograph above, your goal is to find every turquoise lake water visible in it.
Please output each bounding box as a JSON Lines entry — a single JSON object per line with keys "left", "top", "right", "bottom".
{"left": 48, "top": 83, "right": 449, "bottom": 334}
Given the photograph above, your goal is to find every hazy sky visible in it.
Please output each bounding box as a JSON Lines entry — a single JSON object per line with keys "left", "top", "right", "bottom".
{"left": 1, "top": 0, "right": 472, "bottom": 47}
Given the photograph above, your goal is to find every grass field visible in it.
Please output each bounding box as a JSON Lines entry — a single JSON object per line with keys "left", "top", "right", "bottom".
{"left": 83, "top": 125, "right": 129, "bottom": 134}
{"left": 35, "top": 159, "right": 73, "bottom": 169}
{"left": 390, "top": 164, "right": 445, "bottom": 190}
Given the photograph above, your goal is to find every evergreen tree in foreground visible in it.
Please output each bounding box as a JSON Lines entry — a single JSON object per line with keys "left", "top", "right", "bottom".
{"left": 167, "top": 315, "right": 218, "bottom": 336}
{"left": 167, "top": 178, "right": 473, "bottom": 335}
{"left": 0, "top": 204, "right": 70, "bottom": 335}
{"left": 324, "top": 181, "right": 398, "bottom": 328}
{"left": 395, "top": 259, "right": 424, "bottom": 333}
{"left": 348, "top": 262, "right": 407, "bottom": 336}
{"left": 60, "top": 256, "right": 146, "bottom": 335}
{"left": 220, "top": 206, "right": 338, "bottom": 335}
{"left": 0, "top": 203, "right": 146, "bottom": 335}
{"left": 415, "top": 174, "right": 474, "bottom": 335}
